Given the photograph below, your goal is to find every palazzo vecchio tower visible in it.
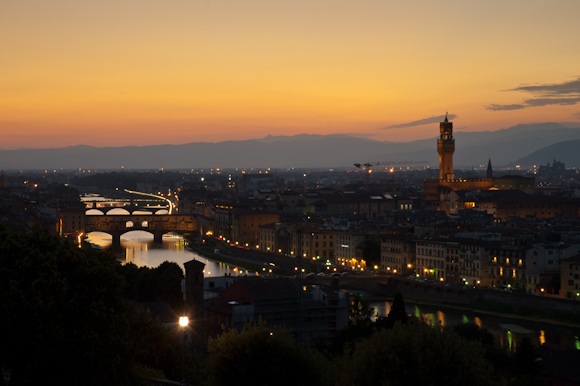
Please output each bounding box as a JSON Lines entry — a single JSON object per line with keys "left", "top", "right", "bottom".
{"left": 437, "top": 113, "right": 455, "bottom": 180}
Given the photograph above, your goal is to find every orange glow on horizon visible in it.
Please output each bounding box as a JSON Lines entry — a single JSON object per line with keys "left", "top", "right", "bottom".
{"left": 2, "top": 1, "right": 579, "bottom": 149}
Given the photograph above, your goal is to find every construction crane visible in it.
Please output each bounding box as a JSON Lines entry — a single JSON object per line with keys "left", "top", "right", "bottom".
{"left": 354, "top": 161, "right": 428, "bottom": 190}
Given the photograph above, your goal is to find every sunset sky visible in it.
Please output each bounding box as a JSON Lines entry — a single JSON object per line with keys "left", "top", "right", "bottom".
{"left": 2, "top": 0, "right": 580, "bottom": 149}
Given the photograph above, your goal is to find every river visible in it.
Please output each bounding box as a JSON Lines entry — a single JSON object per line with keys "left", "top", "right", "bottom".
{"left": 369, "top": 300, "right": 580, "bottom": 352}
{"left": 86, "top": 229, "right": 579, "bottom": 352}
{"left": 86, "top": 230, "right": 256, "bottom": 277}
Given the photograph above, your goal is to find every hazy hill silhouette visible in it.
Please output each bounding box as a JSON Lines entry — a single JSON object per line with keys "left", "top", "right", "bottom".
{"left": 1, "top": 122, "right": 579, "bottom": 169}
{"left": 514, "top": 139, "right": 580, "bottom": 168}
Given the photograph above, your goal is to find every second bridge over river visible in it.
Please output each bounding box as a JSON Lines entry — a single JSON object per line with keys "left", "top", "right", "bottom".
{"left": 85, "top": 214, "right": 197, "bottom": 246}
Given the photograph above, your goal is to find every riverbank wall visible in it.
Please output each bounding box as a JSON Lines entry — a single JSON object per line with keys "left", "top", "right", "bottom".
{"left": 382, "top": 278, "right": 580, "bottom": 316}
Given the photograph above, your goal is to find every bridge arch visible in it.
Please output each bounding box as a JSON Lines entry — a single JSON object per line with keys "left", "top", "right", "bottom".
{"left": 85, "top": 231, "right": 113, "bottom": 247}
{"left": 94, "top": 207, "right": 167, "bottom": 215}
{"left": 86, "top": 209, "right": 105, "bottom": 215}
{"left": 120, "top": 229, "right": 156, "bottom": 240}
{"left": 87, "top": 229, "right": 168, "bottom": 246}
{"left": 85, "top": 213, "right": 197, "bottom": 247}
{"left": 123, "top": 220, "right": 150, "bottom": 228}
{"left": 107, "top": 208, "right": 131, "bottom": 215}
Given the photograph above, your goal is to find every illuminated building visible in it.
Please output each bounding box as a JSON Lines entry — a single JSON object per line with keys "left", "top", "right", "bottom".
{"left": 452, "top": 189, "right": 579, "bottom": 220}
{"left": 303, "top": 190, "right": 394, "bottom": 220}
{"left": 415, "top": 239, "right": 446, "bottom": 281}
{"left": 335, "top": 231, "right": 368, "bottom": 269}
{"left": 526, "top": 244, "right": 580, "bottom": 295}
{"left": 0, "top": 171, "right": 8, "bottom": 187}
{"left": 487, "top": 244, "right": 528, "bottom": 289}
{"left": 57, "top": 204, "right": 86, "bottom": 238}
{"left": 259, "top": 222, "right": 278, "bottom": 253}
{"left": 425, "top": 115, "right": 542, "bottom": 217}
{"left": 260, "top": 222, "right": 338, "bottom": 263}
{"left": 437, "top": 115, "right": 455, "bottom": 180}
{"left": 381, "top": 234, "right": 416, "bottom": 275}
{"left": 559, "top": 255, "right": 580, "bottom": 301}
{"left": 233, "top": 209, "right": 280, "bottom": 247}
{"left": 213, "top": 198, "right": 278, "bottom": 244}
{"left": 424, "top": 115, "right": 495, "bottom": 202}
{"left": 493, "top": 175, "right": 534, "bottom": 193}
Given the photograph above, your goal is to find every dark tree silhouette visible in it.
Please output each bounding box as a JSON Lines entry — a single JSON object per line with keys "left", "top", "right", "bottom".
{"left": 116, "top": 260, "right": 184, "bottom": 311}
{"left": 336, "top": 320, "right": 496, "bottom": 386}
{"left": 0, "top": 226, "right": 139, "bottom": 385}
{"left": 206, "top": 320, "right": 333, "bottom": 386}
{"left": 449, "top": 322, "right": 494, "bottom": 346}
{"left": 348, "top": 292, "right": 375, "bottom": 327}
{"left": 387, "top": 293, "right": 408, "bottom": 326}
{"left": 447, "top": 322, "right": 508, "bottom": 373}
{"left": 0, "top": 226, "right": 202, "bottom": 385}
{"left": 509, "top": 336, "right": 543, "bottom": 386}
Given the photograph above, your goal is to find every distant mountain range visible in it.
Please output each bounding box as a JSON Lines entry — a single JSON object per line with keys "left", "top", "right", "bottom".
{"left": 1, "top": 122, "right": 580, "bottom": 170}
{"left": 514, "top": 139, "right": 580, "bottom": 167}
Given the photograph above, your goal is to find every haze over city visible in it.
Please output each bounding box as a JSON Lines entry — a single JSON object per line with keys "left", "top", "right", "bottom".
{"left": 2, "top": 0, "right": 580, "bottom": 150}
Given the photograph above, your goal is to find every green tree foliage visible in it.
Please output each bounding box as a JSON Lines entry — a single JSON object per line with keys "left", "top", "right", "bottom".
{"left": 206, "top": 320, "right": 333, "bottom": 386}
{"left": 447, "top": 322, "right": 508, "bottom": 372}
{"left": 336, "top": 320, "right": 496, "bottom": 386}
{"left": 333, "top": 293, "right": 411, "bottom": 354}
{"left": 0, "top": 226, "right": 139, "bottom": 385}
{"left": 330, "top": 293, "right": 377, "bottom": 351}
{"left": 348, "top": 293, "right": 375, "bottom": 327}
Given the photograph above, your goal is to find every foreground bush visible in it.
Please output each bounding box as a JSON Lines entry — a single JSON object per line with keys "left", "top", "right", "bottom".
{"left": 206, "top": 321, "right": 334, "bottom": 386}
{"left": 336, "top": 320, "right": 495, "bottom": 386}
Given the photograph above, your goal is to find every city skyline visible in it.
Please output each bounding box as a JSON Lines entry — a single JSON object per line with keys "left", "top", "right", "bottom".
{"left": 2, "top": 0, "right": 580, "bottom": 149}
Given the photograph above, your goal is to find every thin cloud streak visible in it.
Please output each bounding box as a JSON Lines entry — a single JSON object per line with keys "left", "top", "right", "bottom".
{"left": 487, "top": 77, "right": 580, "bottom": 111}
{"left": 509, "top": 78, "right": 580, "bottom": 96}
{"left": 486, "top": 104, "right": 526, "bottom": 111}
{"left": 381, "top": 114, "right": 457, "bottom": 129}
{"left": 524, "top": 97, "right": 580, "bottom": 106}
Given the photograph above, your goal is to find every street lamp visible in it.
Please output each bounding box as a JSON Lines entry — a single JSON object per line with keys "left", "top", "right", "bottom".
{"left": 179, "top": 316, "right": 189, "bottom": 386}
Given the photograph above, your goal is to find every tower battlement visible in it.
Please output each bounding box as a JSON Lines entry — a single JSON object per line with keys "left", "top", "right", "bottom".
{"left": 437, "top": 115, "right": 455, "bottom": 180}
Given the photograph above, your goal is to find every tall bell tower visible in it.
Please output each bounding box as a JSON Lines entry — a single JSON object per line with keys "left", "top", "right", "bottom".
{"left": 437, "top": 113, "right": 455, "bottom": 180}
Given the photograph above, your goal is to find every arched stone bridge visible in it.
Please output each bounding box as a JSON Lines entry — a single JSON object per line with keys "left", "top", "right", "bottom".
{"left": 86, "top": 205, "right": 169, "bottom": 215}
{"left": 85, "top": 214, "right": 197, "bottom": 247}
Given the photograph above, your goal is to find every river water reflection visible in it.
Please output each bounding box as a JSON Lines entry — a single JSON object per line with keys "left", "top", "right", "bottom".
{"left": 370, "top": 300, "right": 580, "bottom": 351}
{"left": 86, "top": 231, "right": 256, "bottom": 277}
{"left": 86, "top": 230, "right": 578, "bottom": 351}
